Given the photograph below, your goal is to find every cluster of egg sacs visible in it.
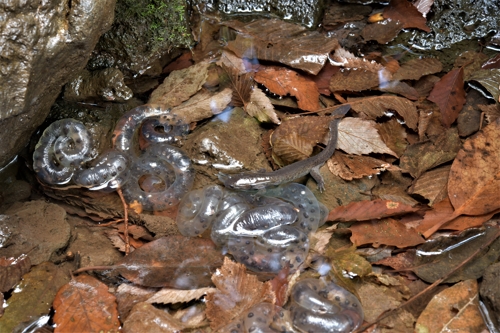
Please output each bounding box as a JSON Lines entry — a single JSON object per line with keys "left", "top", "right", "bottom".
{"left": 221, "top": 278, "right": 364, "bottom": 333}
{"left": 32, "top": 107, "right": 195, "bottom": 211}
{"left": 176, "top": 183, "right": 328, "bottom": 274}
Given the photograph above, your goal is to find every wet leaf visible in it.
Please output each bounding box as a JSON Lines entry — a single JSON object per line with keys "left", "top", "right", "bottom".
{"left": 408, "top": 165, "right": 450, "bottom": 206}
{"left": 115, "top": 283, "right": 157, "bottom": 320}
{"left": 482, "top": 53, "right": 500, "bottom": 69}
{"left": 205, "top": 257, "right": 275, "bottom": 331}
{"left": 53, "top": 275, "right": 120, "bottom": 333}
{"left": 376, "top": 118, "right": 408, "bottom": 156}
{"left": 414, "top": 0, "right": 434, "bottom": 16}
{"left": 338, "top": 118, "right": 398, "bottom": 156}
{"left": 0, "top": 254, "right": 30, "bottom": 292}
{"left": 393, "top": 58, "right": 443, "bottom": 81}
{"left": 254, "top": 66, "right": 320, "bottom": 111}
{"left": 380, "top": 80, "right": 419, "bottom": 100}
{"left": 383, "top": 0, "right": 430, "bottom": 32}
{"left": 123, "top": 302, "right": 184, "bottom": 332}
{"left": 309, "top": 62, "right": 340, "bottom": 95}
{"left": 225, "top": 18, "right": 338, "bottom": 75}
{"left": 329, "top": 68, "right": 379, "bottom": 92}
{"left": 427, "top": 68, "right": 466, "bottom": 128}
{"left": 468, "top": 69, "right": 500, "bottom": 102}
{"left": 349, "top": 218, "right": 424, "bottom": 248}
{"left": 268, "top": 266, "right": 290, "bottom": 307}
{"left": 478, "top": 103, "right": 500, "bottom": 124}
{"left": 0, "top": 262, "right": 70, "bottom": 333}
{"left": 149, "top": 61, "right": 210, "bottom": 108}
{"left": 400, "top": 127, "right": 461, "bottom": 178}
{"left": 325, "top": 246, "right": 373, "bottom": 279}
{"left": 416, "top": 280, "right": 487, "bottom": 332}
{"left": 246, "top": 87, "right": 280, "bottom": 124}
{"left": 171, "top": 88, "right": 233, "bottom": 123}
{"left": 146, "top": 287, "right": 215, "bottom": 305}
{"left": 348, "top": 95, "right": 419, "bottom": 130}
{"left": 413, "top": 227, "right": 500, "bottom": 284}
{"left": 361, "top": 19, "right": 404, "bottom": 44}
{"left": 115, "top": 236, "right": 224, "bottom": 289}
{"left": 216, "top": 50, "right": 251, "bottom": 75}
{"left": 327, "top": 151, "right": 396, "bottom": 181}
{"left": 327, "top": 199, "right": 420, "bottom": 222}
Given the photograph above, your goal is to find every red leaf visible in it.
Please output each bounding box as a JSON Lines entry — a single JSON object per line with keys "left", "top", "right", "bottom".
{"left": 350, "top": 218, "right": 425, "bottom": 248}
{"left": 328, "top": 199, "right": 420, "bottom": 222}
{"left": 383, "top": 0, "right": 431, "bottom": 32}
{"left": 427, "top": 68, "right": 466, "bottom": 128}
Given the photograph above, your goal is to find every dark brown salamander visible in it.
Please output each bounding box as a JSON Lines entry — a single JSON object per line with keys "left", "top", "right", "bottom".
{"left": 218, "top": 104, "right": 350, "bottom": 192}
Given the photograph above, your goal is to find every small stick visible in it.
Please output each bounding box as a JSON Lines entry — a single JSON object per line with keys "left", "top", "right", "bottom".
{"left": 116, "top": 187, "right": 130, "bottom": 255}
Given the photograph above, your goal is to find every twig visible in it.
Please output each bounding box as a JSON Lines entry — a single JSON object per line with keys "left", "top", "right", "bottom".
{"left": 116, "top": 187, "right": 130, "bottom": 255}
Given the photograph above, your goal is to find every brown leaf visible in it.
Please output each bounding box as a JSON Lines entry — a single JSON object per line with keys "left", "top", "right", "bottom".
{"left": 170, "top": 88, "right": 233, "bottom": 123}
{"left": 205, "top": 257, "right": 275, "bottom": 331}
{"left": 328, "top": 199, "right": 420, "bottom": 222}
{"left": 350, "top": 218, "right": 424, "bottom": 248}
{"left": 149, "top": 61, "right": 210, "bottom": 108}
{"left": 146, "top": 287, "right": 215, "bottom": 305}
{"left": 361, "top": 19, "right": 404, "bottom": 44}
{"left": 392, "top": 58, "right": 443, "bottom": 80}
{"left": 123, "top": 302, "right": 184, "bottom": 333}
{"left": 408, "top": 165, "right": 451, "bottom": 206}
{"left": 0, "top": 254, "right": 30, "bottom": 292}
{"left": 225, "top": 18, "right": 338, "bottom": 75}
{"left": 427, "top": 67, "right": 466, "bottom": 128}
{"left": 53, "top": 275, "right": 120, "bottom": 333}
{"left": 329, "top": 68, "right": 379, "bottom": 92}
{"left": 115, "top": 283, "right": 157, "bottom": 320}
{"left": 414, "top": 0, "right": 434, "bottom": 16}
{"left": 383, "top": 0, "right": 430, "bottom": 32}
{"left": 478, "top": 103, "right": 500, "bottom": 124}
{"left": 380, "top": 80, "right": 419, "bottom": 100}
{"left": 246, "top": 87, "right": 280, "bottom": 124}
{"left": 468, "top": 68, "right": 500, "bottom": 102}
{"left": 0, "top": 262, "right": 70, "bottom": 332}
{"left": 376, "top": 118, "right": 408, "bottom": 157}
{"left": 416, "top": 280, "right": 486, "bottom": 333}
{"left": 268, "top": 266, "right": 290, "bottom": 307}
{"left": 327, "top": 152, "right": 396, "bottom": 181}
{"left": 348, "top": 95, "right": 419, "bottom": 130}
{"left": 482, "top": 53, "right": 500, "bottom": 69}
{"left": 254, "top": 66, "right": 320, "bottom": 111}
{"left": 400, "top": 127, "right": 461, "bottom": 178}
{"left": 338, "top": 118, "right": 398, "bottom": 156}
{"left": 308, "top": 62, "right": 340, "bottom": 95}
{"left": 115, "top": 236, "right": 224, "bottom": 289}
{"left": 455, "top": 51, "right": 489, "bottom": 81}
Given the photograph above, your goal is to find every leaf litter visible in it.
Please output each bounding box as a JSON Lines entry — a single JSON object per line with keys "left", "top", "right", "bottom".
{"left": 5, "top": 2, "right": 500, "bottom": 332}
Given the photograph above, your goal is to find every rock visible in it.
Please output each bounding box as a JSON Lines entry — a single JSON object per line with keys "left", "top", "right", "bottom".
{"left": 0, "top": 201, "right": 71, "bottom": 265}
{"left": 0, "top": 0, "right": 115, "bottom": 168}
{"left": 88, "top": 0, "right": 192, "bottom": 76}
{"left": 64, "top": 68, "right": 133, "bottom": 102}
{"left": 480, "top": 261, "right": 500, "bottom": 327}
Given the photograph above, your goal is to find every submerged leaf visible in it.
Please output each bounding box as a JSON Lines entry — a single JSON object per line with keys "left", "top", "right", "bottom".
{"left": 383, "top": 0, "right": 430, "bottom": 32}
{"left": 0, "top": 254, "right": 30, "bottom": 293}
{"left": 327, "top": 199, "right": 419, "bottom": 222}
{"left": 338, "top": 118, "right": 398, "bottom": 156}
{"left": 246, "top": 87, "right": 280, "bottom": 124}
{"left": 349, "top": 218, "right": 424, "bottom": 248}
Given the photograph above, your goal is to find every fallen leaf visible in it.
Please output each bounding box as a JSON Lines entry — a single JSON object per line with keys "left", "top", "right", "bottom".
{"left": 478, "top": 103, "right": 500, "bottom": 124}
{"left": 414, "top": 0, "right": 434, "bottom": 16}
{"left": 373, "top": 183, "right": 421, "bottom": 207}
{"left": 427, "top": 67, "right": 466, "bottom": 128}
{"left": 376, "top": 118, "right": 408, "bottom": 156}
{"left": 399, "top": 127, "right": 461, "bottom": 178}
{"left": 325, "top": 246, "right": 373, "bottom": 279}
{"left": 246, "top": 87, "right": 280, "bottom": 124}
{"left": 225, "top": 18, "right": 338, "bottom": 75}
{"left": 308, "top": 62, "right": 340, "bottom": 95}
{"left": 380, "top": 80, "right": 419, "bottom": 100}
{"left": 329, "top": 68, "right": 379, "bottom": 92}
{"left": 170, "top": 88, "right": 233, "bottom": 123}
{"left": 416, "top": 280, "right": 487, "bottom": 333}
{"left": 146, "top": 287, "right": 215, "bottom": 304}
{"left": 122, "top": 302, "right": 184, "bottom": 333}
{"left": 338, "top": 118, "right": 398, "bottom": 156}
{"left": 115, "top": 283, "right": 157, "bottom": 320}
{"left": 350, "top": 218, "right": 425, "bottom": 248}
{"left": 408, "top": 165, "right": 451, "bottom": 206}
{"left": 413, "top": 227, "right": 500, "bottom": 284}
{"left": 361, "top": 19, "right": 404, "bottom": 44}
{"left": 254, "top": 66, "right": 320, "bottom": 111}
{"left": 327, "top": 199, "right": 420, "bottom": 222}
{"left": 268, "top": 266, "right": 290, "bottom": 307}
{"left": 323, "top": 2, "right": 372, "bottom": 27}
{"left": 327, "top": 151, "right": 395, "bottom": 180}
{"left": 0, "top": 254, "right": 30, "bottom": 292}
{"left": 205, "top": 257, "right": 275, "bottom": 331}
{"left": 482, "top": 53, "right": 500, "bottom": 69}
{"left": 114, "top": 236, "right": 224, "bottom": 289}
{"left": 0, "top": 262, "right": 70, "bottom": 332}
{"left": 216, "top": 50, "right": 251, "bottom": 75}
{"left": 454, "top": 51, "right": 489, "bottom": 81}
{"left": 149, "top": 61, "right": 210, "bottom": 108}
{"left": 53, "top": 275, "right": 120, "bottom": 333}
{"left": 468, "top": 68, "right": 500, "bottom": 102}
{"left": 348, "top": 95, "right": 419, "bottom": 130}
{"left": 383, "top": 0, "right": 430, "bottom": 32}
{"left": 392, "top": 58, "right": 443, "bottom": 80}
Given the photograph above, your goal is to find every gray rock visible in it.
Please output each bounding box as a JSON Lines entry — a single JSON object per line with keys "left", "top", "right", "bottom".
{"left": 0, "top": 0, "right": 115, "bottom": 168}
{"left": 0, "top": 201, "right": 71, "bottom": 265}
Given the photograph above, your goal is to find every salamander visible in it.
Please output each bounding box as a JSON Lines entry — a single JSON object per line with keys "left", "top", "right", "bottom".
{"left": 218, "top": 104, "right": 350, "bottom": 192}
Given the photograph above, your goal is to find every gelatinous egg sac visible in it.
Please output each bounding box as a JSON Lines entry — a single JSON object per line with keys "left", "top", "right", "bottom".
{"left": 176, "top": 183, "right": 326, "bottom": 274}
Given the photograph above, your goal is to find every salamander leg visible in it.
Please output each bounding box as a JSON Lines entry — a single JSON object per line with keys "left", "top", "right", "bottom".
{"left": 310, "top": 165, "right": 325, "bottom": 193}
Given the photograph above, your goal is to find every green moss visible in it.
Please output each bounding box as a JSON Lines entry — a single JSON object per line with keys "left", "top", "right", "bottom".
{"left": 117, "top": 0, "right": 192, "bottom": 52}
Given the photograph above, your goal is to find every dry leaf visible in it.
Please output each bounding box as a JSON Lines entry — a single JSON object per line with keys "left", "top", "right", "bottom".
{"left": 123, "top": 302, "right": 184, "bottom": 333}
{"left": 149, "top": 61, "right": 210, "bottom": 108}
{"left": 408, "top": 165, "right": 451, "bottom": 206}
{"left": 392, "top": 58, "right": 443, "bottom": 81}
{"left": 349, "top": 218, "right": 424, "bottom": 248}
{"left": 205, "top": 257, "right": 275, "bottom": 331}
{"left": 338, "top": 118, "right": 398, "bottom": 156}
{"left": 427, "top": 67, "right": 466, "bottom": 128}
{"left": 254, "top": 66, "right": 320, "bottom": 111}
{"left": 146, "top": 287, "right": 215, "bottom": 304}
{"left": 53, "top": 275, "right": 120, "bottom": 333}
{"left": 416, "top": 280, "right": 487, "bottom": 332}
{"left": 327, "top": 152, "right": 395, "bottom": 180}
{"left": 383, "top": 0, "right": 430, "bottom": 32}
{"left": 246, "top": 87, "right": 280, "bottom": 124}
{"left": 348, "top": 95, "right": 418, "bottom": 130}
{"left": 225, "top": 18, "right": 338, "bottom": 75}
{"left": 478, "top": 103, "right": 500, "bottom": 124}
{"left": 0, "top": 254, "right": 30, "bottom": 292}
{"left": 327, "top": 199, "right": 420, "bottom": 222}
